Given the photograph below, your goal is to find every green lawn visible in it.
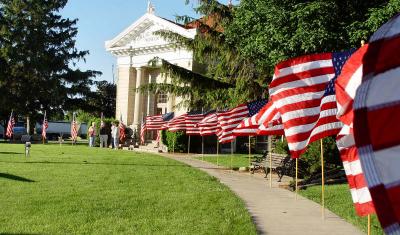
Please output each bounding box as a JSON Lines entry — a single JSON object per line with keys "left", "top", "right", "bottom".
{"left": 0, "top": 144, "right": 257, "bottom": 234}
{"left": 197, "top": 154, "right": 261, "bottom": 169}
{"left": 299, "top": 184, "right": 383, "bottom": 234}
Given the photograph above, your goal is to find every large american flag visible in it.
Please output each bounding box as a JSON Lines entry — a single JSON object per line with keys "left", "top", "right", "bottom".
{"left": 353, "top": 14, "right": 400, "bottom": 234}
{"left": 6, "top": 111, "right": 15, "bottom": 139}
{"left": 185, "top": 111, "right": 206, "bottom": 135}
{"left": 335, "top": 45, "right": 374, "bottom": 217}
{"left": 71, "top": 113, "right": 78, "bottom": 141}
{"left": 42, "top": 111, "right": 49, "bottom": 139}
{"left": 217, "top": 99, "right": 267, "bottom": 143}
{"left": 269, "top": 50, "right": 353, "bottom": 158}
{"left": 198, "top": 112, "right": 220, "bottom": 136}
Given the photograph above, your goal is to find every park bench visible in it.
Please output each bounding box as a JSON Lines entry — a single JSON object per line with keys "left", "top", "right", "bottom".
{"left": 250, "top": 152, "right": 293, "bottom": 182}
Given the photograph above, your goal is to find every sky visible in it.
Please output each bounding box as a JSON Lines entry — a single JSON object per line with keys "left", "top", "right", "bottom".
{"left": 61, "top": 0, "right": 201, "bottom": 84}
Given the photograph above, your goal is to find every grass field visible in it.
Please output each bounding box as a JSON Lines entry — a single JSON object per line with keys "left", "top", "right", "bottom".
{"left": 0, "top": 144, "right": 257, "bottom": 234}
{"left": 299, "top": 184, "right": 383, "bottom": 234}
{"left": 197, "top": 154, "right": 261, "bottom": 169}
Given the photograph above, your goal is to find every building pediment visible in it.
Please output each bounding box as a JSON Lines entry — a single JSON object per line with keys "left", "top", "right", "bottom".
{"left": 105, "top": 13, "right": 196, "bottom": 56}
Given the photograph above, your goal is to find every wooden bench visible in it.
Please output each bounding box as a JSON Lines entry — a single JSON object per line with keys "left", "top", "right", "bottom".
{"left": 251, "top": 152, "right": 293, "bottom": 182}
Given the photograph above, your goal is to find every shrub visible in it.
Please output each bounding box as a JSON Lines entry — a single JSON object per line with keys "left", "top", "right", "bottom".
{"left": 273, "top": 137, "right": 342, "bottom": 180}
{"left": 161, "top": 130, "right": 188, "bottom": 153}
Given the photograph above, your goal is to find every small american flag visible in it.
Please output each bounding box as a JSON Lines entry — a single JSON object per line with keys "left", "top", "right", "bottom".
{"left": 140, "top": 121, "right": 146, "bottom": 145}
{"left": 71, "top": 113, "right": 78, "bottom": 141}
{"left": 352, "top": 14, "right": 400, "bottom": 234}
{"left": 270, "top": 50, "right": 353, "bottom": 158}
{"left": 167, "top": 113, "right": 188, "bottom": 132}
{"left": 6, "top": 111, "right": 15, "bottom": 139}
{"left": 198, "top": 112, "right": 220, "bottom": 136}
{"left": 233, "top": 101, "right": 284, "bottom": 137}
{"left": 217, "top": 99, "right": 267, "bottom": 143}
{"left": 42, "top": 111, "right": 49, "bottom": 139}
{"left": 119, "top": 118, "right": 126, "bottom": 142}
{"left": 185, "top": 111, "right": 206, "bottom": 135}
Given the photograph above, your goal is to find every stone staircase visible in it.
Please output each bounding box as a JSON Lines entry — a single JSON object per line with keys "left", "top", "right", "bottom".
{"left": 125, "top": 140, "right": 167, "bottom": 154}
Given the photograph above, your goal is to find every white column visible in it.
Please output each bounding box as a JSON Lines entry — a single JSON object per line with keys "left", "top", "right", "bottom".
{"left": 147, "top": 72, "right": 152, "bottom": 116}
{"left": 133, "top": 67, "right": 143, "bottom": 131}
{"left": 167, "top": 94, "right": 174, "bottom": 113}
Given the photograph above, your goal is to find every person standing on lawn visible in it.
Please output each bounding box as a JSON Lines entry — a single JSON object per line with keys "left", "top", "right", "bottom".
{"left": 88, "top": 122, "right": 96, "bottom": 147}
{"left": 99, "top": 121, "right": 108, "bottom": 148}
{"left": 111, "top": 121, "right": 120, "bottom": 149}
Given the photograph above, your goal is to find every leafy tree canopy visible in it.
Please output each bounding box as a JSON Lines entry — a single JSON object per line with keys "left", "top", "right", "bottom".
{"left": 0, "top": 0, "right": 101, "bottom": 124}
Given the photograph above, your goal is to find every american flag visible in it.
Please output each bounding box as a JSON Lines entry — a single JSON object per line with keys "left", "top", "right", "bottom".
{"left": 185, "top": 111, "right": 206, "bottom": 135}
{"left": 232, "top": 101, "right": 284, "bottom": 137}
{"left": 217, "top": 99, "right": 267, "bottom": 143}
{"left": 119, "top": 118, "right": 126, "bottom": 142}
{"left": 42, "top": 111, "right": 49, "bottom": 139}
{"left": 353, "top": 14, "right": 400, "bottom": 234}
{"left": 269, "top": 50, "right": 353, "bottom": 158}
{"left": 144, "top": 112, "right": 174, "bottom": 130}
{"left": 71, "top": 113, "right": 78, "bottom": 141}
{"left": 256, "top": 102, "right": 284, "bottom": 136}
{"left": 198, "top": 112, "right": 220, "bottom": 136}
{"left": 167, "top": 113, "right": 188, "bottom": 132}
{"left": 335, "top": 45, "right": 375, "bottom": 217}
{"left": 140, "top": 121, "right": 146, "bottom": 145}
{"left": 6, "top": 111, "right": 15, "bottom": 139}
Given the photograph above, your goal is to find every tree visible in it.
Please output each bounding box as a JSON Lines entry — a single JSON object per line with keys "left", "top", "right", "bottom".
{"left": 87, "top": 80, "right": 116, "bottom": 118}
{"left": 0, "top": 0, "right": 100, "bottom": 129}
{"left": 225, "top": 0, "right": 400, "bottom": 78}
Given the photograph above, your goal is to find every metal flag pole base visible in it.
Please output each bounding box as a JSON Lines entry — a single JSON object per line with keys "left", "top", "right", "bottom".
{"left": 321, "top": 139, "right": 325, "bottom": 219}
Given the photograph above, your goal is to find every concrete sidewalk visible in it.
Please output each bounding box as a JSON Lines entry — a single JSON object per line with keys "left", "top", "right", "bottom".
{"left": 165, "top": 154, "right": 364, "bottom": 235}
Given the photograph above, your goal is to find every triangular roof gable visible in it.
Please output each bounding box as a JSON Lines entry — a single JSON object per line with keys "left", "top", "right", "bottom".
{"left": 105, "top": 13, "right": 196, "bottom": 49}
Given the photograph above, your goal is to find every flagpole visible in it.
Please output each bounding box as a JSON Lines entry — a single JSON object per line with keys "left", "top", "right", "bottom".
{"left": 187, "top": 135, "right": 191, "bottom": 156}
{"left": 248, "top": 136, "right": 251, "bottom": 172}
{"left": 202, "top": 136, "right": 204, "bottom": 161}
{"left": 295, "top": 158, "right": 298, "bottom": 200}
{"left": 231, "top": 141, "right": 233, "bottom": 171}
{"left": 321, "top": 139, "right": 325, "bottom": 218}
{"left": 268, "top": 134, "right": 273, "bottom": 188}
{"left": 172, "top": 135, "right": 175, "bottom": 154}
{"left": 367, "top": 215, "right": 371, "bottom": 235}
{"left": 216, "top": 138, "right": 219, "bottom": 166}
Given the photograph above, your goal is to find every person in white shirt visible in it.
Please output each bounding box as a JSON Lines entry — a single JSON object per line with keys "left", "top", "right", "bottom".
{"left": 111, "top": 122, "right": 120, "bottom": 149}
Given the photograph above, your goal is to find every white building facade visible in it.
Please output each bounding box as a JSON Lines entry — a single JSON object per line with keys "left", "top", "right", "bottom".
{"left": 105, "top": 9, "right": 197, "bottom": 132}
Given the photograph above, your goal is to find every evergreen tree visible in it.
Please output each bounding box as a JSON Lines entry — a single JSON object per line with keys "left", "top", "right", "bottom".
{"left": 0, "top": 0, "right": 100, "bottom": 127}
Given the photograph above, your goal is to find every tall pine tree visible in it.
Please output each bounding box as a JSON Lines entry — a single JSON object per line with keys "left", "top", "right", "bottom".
{"left": 0, "top": 0, "right": 100, "bottom": 127}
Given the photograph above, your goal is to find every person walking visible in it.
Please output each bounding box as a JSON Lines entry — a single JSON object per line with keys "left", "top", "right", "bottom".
{"left": 99, "top": 121, "right": 108, "bottom": 148}
{"left": 88, "top": 122, "right": 96, "bottom": 147}
{"left": 111, "top": 121, "right": 120, "bottom": 149}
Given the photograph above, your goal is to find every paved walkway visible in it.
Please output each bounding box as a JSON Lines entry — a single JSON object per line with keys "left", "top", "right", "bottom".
{"left": 164, "top": 154, "right": 364, "bottom": 235}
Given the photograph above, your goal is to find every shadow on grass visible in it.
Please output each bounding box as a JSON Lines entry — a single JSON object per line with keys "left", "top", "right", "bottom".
{"left": 0, "top": 152, "right": 23, "bottom": 155}
{"left": 0, "top": 173, "right": 35, "bottom": 182}
{"left": 0, "top": 160, "right": 191, "bottom": 168}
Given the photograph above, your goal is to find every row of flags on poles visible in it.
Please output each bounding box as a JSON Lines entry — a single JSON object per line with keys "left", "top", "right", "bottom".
{"left": 5, "top": 112, "right": 127, "bottom": 143}
{"left": 139, "top": 14, "right": 400, "bottom": 234}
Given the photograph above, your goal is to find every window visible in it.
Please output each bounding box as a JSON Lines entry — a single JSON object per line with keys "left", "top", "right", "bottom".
{"left": 157, "top": 92, "right": 167, "bottom": 104}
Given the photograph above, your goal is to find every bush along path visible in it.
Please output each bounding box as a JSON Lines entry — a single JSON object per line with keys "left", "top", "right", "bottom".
{"left": 165, "top": 154, "right": 364, "bottom": 235}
